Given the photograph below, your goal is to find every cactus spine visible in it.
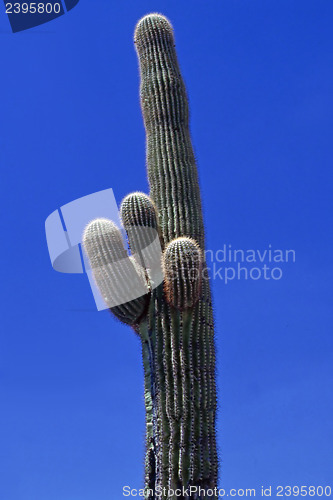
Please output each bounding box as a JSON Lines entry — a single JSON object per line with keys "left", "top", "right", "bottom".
{"left": 83, "top": 13, "right": 217, "bottom": 499}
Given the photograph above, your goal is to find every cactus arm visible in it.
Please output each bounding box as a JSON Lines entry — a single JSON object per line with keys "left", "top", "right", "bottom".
{"left": 120, "top": 192, "right": 162, "bottom": 285}
{"left": 163, "top": 237, "right": 203, "bottom": 309}
{"left": 82, "top": 218, "right": 149, "bottom": 326}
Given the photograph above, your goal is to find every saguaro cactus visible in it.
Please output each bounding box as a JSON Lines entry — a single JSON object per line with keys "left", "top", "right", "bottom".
{"left": 83, "top": 13, "right": 218, "bottom": 500}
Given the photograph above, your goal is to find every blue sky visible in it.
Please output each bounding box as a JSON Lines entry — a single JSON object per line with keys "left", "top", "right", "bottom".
{"left": 0, "top": 1, "right": 332, "bottom": 499}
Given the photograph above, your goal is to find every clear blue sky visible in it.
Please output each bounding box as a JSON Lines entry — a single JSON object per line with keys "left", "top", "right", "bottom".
{"left": 0, "top": 1, "right": 332, "bottom": 499}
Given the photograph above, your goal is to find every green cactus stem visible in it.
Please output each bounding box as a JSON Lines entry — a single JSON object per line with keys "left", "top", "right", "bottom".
{"left": 83, "top": 13, "right": 218, "bottom": 500}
